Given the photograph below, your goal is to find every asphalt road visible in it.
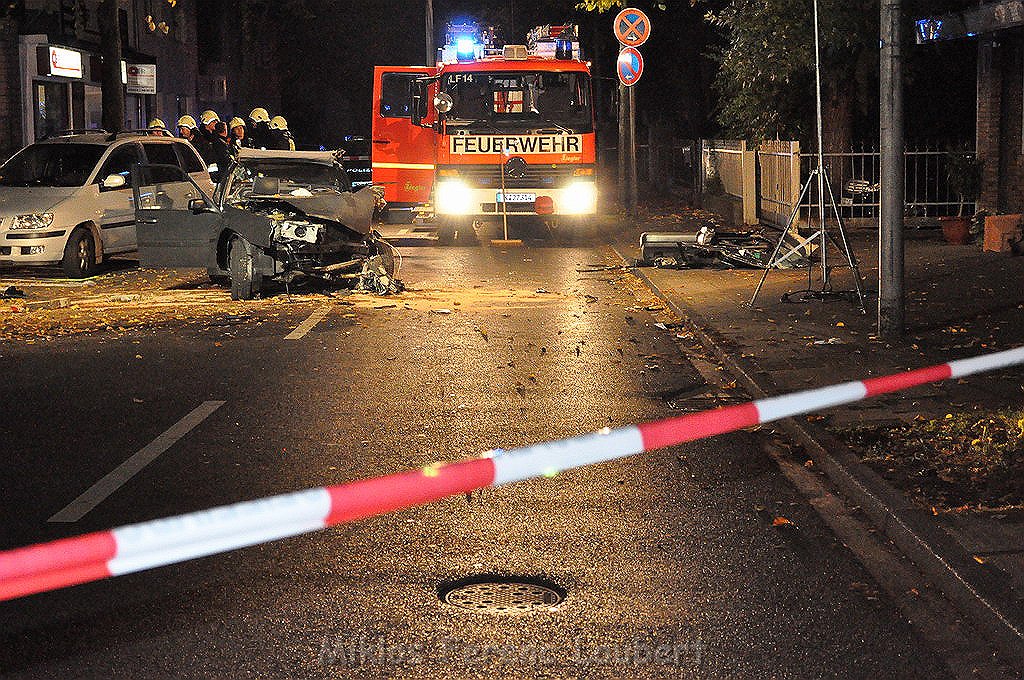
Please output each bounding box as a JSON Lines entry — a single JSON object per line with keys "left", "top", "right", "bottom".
{"left": 1, "top": 244, "right": 951, "bottom": 678}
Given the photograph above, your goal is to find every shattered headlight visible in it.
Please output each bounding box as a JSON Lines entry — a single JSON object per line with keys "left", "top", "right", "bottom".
{"left": 10, "top": 212, "right": 54, "bottom": 230}
{"left": 276, "top": 220, "right": 322, "bottom": 244}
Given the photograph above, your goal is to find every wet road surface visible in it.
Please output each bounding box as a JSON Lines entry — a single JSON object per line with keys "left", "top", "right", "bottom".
{"left": 1, "top": 245, "right": 951, "bottom": 677}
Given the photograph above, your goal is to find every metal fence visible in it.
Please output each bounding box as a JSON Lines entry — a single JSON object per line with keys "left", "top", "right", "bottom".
{"left": 799, "top": 143, "right": 974, "bottom": 219}
{"left": 600, "top": 141, "right": 699, "bottom": 191}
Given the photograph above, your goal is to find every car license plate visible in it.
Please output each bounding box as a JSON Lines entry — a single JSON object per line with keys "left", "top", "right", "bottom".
{"left": 496, "top": 192, "right": 535, "bottom": 203}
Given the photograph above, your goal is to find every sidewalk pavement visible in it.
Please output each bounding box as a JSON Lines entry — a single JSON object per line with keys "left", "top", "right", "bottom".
{"left": 613, "top": 220, "right": 1024, "bottom": 665}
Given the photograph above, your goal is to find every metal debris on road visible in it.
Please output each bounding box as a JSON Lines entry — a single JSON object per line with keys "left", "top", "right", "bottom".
{"left": 638, "top": 228, "right": 810, "bottom": 270}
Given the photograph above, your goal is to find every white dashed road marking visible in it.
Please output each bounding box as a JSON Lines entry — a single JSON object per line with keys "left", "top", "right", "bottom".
{"left": 284, "top": 305, "right": 333, "bottom": 340}
{"left": 48, "top": 400, "right": 226, "bottom": 523}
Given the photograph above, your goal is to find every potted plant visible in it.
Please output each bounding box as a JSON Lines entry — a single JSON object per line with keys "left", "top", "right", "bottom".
{"left": 940, "top": 148, "right": 982, "bottom": 244}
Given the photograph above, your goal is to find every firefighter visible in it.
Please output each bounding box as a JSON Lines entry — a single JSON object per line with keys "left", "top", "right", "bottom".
{"left": 147, "top": 118, "right": 170, "bottom": 136}
{"left": 198, "top": 109, "right": 232, "bottom": 172}
{"left": 247, "top": 107, "right": 271, "bottom": 149}
{"left": 176, "top": 115, "right": 212, "bottom": 162}
{"left": 228, "top": 117, "right": 246, "bottom": 154}
{"left": 268, "top": 115, "right": 295, "bottom": 151}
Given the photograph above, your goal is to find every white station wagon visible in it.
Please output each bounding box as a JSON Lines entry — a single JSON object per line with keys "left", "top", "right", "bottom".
{"left": 0, "top": 132, "right": 214, "bottom": 278}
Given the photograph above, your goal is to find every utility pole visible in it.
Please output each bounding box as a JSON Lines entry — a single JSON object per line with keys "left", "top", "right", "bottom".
{"left": 618, "top": 83, "right": 627, "bottom": 209}
{"left": 627, "top": 86, "right": 638, "bottom": 213}
{"left": 879, "top": 0, "right": 904, "bottom": 338}
{"left": 99, "top": 0, "right": 124, "bottom": 133}
{"left": 425, "top": 0, "right": 434, "bottom": 66}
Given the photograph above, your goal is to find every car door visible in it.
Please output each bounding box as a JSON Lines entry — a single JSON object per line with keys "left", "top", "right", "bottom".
{"left": 141, "top": 140, "right": 196, "bottom": 210}
{"left": 371, "top": 66, "right": 437, "bottom": 213}
{"left": 93, "top": 142, "right": 144, "bottom": 252}
{"left": 131, "top": 163, "right": 220, "bottom": 269}
{"left": 173, "top": 141, "right": 217, "bottom": 197}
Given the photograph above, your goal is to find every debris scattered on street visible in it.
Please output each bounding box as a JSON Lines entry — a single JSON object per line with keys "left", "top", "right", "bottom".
{"left": 637, "top": 227, "right": 811, "bottom": 270}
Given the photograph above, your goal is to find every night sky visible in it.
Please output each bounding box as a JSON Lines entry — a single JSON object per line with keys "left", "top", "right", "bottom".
{"left": 269, "top": 1, "right": 977, "bottom": 150}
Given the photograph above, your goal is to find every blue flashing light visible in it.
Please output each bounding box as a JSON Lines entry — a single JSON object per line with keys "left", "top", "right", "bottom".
{"left": 915, "top": 18, "right": 944, "bottom": 43}
{"left": 456, "top": 38, "right": 476, "bottom": 55}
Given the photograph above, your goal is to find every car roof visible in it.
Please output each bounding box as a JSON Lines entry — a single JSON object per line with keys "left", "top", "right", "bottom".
{"left": 34, "top": 132, "right": 185, "bottom": 146}
{"left": 237, "top": 148, "right": 342, "bottom": 165}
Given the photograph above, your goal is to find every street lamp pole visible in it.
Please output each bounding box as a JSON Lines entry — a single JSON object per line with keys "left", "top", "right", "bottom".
{"left": 425, "top": 0, "right": 435, "bottom": 66}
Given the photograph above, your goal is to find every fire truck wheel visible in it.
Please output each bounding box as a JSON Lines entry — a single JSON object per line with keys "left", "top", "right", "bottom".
{"left": 436, "top": 218, "right": 474, "bottom": 245}
{"left": 555, "top": 218, "right": 596, "bottom": 245}
{"left": 437, "top": 220, "right": 456, "bottom": 245}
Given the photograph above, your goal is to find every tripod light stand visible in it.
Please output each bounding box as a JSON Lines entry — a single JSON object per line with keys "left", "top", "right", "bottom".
{"left": 750, "top": 0, "right": 866, "bottom": 312}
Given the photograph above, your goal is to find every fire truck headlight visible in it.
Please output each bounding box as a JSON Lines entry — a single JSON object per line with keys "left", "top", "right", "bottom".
{"left": 436, "top": 180, "right": 473, "bottom": 215}
{"left": 562, "top": 181, "right": 597, "bottom": 214}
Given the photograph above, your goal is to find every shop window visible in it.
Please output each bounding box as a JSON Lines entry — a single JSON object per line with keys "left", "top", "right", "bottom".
{"left": 33, "top": 81, "right": 70, "bottom": 140}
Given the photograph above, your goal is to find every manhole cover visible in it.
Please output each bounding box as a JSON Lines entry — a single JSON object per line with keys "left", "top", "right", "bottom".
{"left": 441, "top": 579, "right": 564, "bottom": 613}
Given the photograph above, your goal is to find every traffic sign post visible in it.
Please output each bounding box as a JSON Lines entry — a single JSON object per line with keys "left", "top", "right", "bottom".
{"left": 614, "top": 8, "right": 649, "bottom": 214}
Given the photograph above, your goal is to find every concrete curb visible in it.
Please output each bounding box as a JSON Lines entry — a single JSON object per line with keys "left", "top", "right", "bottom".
{"left": 614, "top": 246, "right": 1024, "bottom": 666}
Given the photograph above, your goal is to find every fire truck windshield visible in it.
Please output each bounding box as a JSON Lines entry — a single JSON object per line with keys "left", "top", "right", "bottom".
{"left": 442, "top": 71, "right": 592, "bottom": 133}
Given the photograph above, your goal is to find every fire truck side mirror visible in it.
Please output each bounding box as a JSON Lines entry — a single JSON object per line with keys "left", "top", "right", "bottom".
{"left": 411, "top": 93, "right": 423, "bottom": 127}
{"left": 434, "top": 93, "right": 454, "bottom": 114}
{"left": 410, "top": 79, "right": 434, "bottom": 128}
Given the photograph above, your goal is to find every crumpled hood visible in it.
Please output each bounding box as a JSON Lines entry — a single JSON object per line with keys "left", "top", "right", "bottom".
{"left": 272, "top": 185, "right": 376, "bottom": 235}
{"left": 0, "top": 187, "right": 76, "bottom": 218}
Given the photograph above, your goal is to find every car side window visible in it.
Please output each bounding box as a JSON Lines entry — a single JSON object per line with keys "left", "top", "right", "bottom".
{"left": 174, "top": 142, "right": 206, "bottom": 174}
{"left": 96, "top": 143, "right": 142, "bottom": 190}
{"left": 142, "top": 142, "right": 186, "bottom": 183}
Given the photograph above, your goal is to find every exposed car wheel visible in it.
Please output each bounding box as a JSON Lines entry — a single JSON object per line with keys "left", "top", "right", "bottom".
{"left": 436, "top": 220, "right": 456, "bottom": 245}
{"left": 555, "top": 218, "right": 596, "bottom": 245}
{"left": 61, "top": 228, "right": 97, "bottom": 278}
{"left": 228, "top": 236, "right": 262, "bottom": 300}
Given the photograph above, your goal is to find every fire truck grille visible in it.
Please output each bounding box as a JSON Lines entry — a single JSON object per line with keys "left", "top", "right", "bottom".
{"left": 455, "top": 165, "right": 576, "bottom": 189}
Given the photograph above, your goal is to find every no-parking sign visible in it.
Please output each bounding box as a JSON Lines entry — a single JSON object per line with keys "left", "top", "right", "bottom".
{"left": 617, "top": 47, "right": 644, "bottom": 87}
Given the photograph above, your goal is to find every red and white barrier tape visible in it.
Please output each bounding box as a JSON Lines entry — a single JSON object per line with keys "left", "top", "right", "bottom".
{"left": 3, "top": 346, "right": 1024, "bottom": 602}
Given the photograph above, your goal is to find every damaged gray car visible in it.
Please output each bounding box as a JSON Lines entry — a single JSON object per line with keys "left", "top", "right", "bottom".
{"left": 131, "top": 148, "right": 399, "bottom": 300}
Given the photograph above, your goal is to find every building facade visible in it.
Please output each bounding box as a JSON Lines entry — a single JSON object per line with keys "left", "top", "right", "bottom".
{"left": 976, "top": 32, "right": 1024, "bottom": 213}
{"left": 0, "top": 0, "right": 198, "bottom": 158}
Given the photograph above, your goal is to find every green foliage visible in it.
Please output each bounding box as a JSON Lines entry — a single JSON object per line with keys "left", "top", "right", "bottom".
{"left": 704, "top": 0, "right": 876, "bottom": 140}
{"left": 576, "top": 1, "right": 669, "bottom": 13}
{"left": 576, "top": 0, "right": 624, "bottom": 10}
{"left": 945, "top": 146, "right": 982, "bottom": 209}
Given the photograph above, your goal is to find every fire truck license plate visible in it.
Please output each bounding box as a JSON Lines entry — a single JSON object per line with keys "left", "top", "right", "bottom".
{"left": 496, "top": 192, "right": 535, "bottom": 203}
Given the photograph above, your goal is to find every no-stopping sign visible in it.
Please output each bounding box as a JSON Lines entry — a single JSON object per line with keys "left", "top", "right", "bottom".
{"left": 614, "top": 7, "right": 651, "bottom": 47}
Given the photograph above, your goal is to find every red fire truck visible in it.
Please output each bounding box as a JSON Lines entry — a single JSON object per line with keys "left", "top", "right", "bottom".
{"left": 371, "top": 23, "right": 596, "bottom": 242}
